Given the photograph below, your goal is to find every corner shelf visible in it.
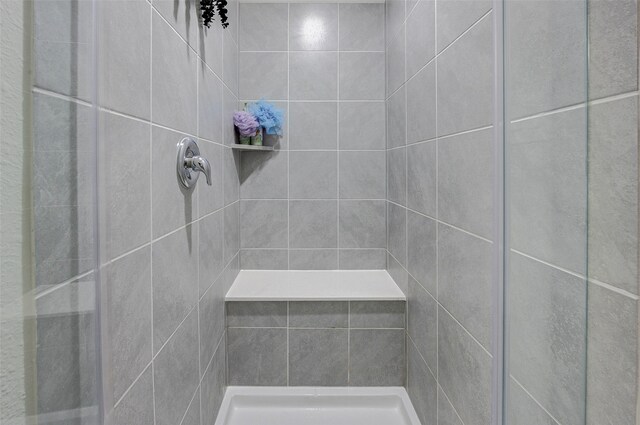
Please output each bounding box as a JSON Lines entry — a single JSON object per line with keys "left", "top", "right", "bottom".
{"left": 231, "top": 144, "right": 275, "bottom": 152}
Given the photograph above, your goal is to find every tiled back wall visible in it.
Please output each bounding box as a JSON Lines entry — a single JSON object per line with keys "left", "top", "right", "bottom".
{"left": 237, "top": 2, "right": 387, "bottom": 270}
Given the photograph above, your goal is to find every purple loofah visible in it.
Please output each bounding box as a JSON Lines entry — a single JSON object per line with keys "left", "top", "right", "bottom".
{"left": 233, "top": 111, "right": 259, "bottom": 136}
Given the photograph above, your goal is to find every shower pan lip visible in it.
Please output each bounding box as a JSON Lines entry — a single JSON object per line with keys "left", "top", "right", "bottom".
{"left": 215, "top": 386, "right": 421, "bottom": 425}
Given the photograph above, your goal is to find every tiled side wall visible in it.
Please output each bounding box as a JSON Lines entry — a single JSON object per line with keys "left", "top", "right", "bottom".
{"left": 226, "top": 301, "right": 405, "bottom": 386}
{"left": 30, "top": 0, "right": 242, "bottom": 423}
{"left": 237, "top": 2, "right": 387, "bottom": 270}
{"left": 385, "top": 0, "right": 496, "bottom": 424}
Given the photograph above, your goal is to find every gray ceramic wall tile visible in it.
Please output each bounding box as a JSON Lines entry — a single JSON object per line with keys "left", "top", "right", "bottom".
{"left": 223, "top": 87, "right": 240, "bottom": 147}
{"left": 198, "top": 211, "right": 224, "bottom": 296}
{"left": 388, "top": 251, "right": 409, "bottom": 295}
{"left": 438, "top": 387, "right": 464, "bottom": 425}
{"left": 34, "top": 0, "right": 92, "bottom": 43}
{"left": 101, "top": 112, "right": 151, "bottom": 259}
{"left": 339, "top": 200, "right": 386, "bottom": 248}
{"left": 290, "top": 52, "right": 338, "bottom": 100}
{"left": 290, "top": 102, "right": 338, "bottom": 150}
{"left": 33, "top": 93, "right": 93, "bottom": 153}
{"left": 388, "top": 202, "right": 407, "bottom": 266}
{"left": 386, "top": 29, "right": 406, "bottom": 96}
{"left": 241, "top": 249, "right": 289, "bottom": 270}
{"left": 339, "top": 4, "right": 385, "bottom": 51}
{"left": 506, "top": 379, "right": 558, "bottom": 425}
{"left": 154, "top": 311, "right": 199, "bottom": 425}
{"left": 198, "top": 66, "right": 224, "bottom": 143}
{"left": 181, "top": 392, "right": 200, "bottom": 425}
{"left": 106, "top": 248, "right": 152, "bottom": 403}
{"left": 588, "top": 96, "right": 638, "bottom": 294}
{"left": 289, "top": 200, "right": 338, "bottom": 248}
{"left": 407, "top": 340, "right": 437, "bottom": 425}
{"left": 289, "top": 301, "right": 348, "bottom": 328}
{"left": 199, "top": 16, "right": 224, "bottom": 77}
{"left": 99, "top": 0, "right": 150, "bottom": 119}
{"left": 438, "top": 308, "right": 492, "bottom": 425}
{"left": 438, "top": 128, "right": 493, "bottom": 239}
{"left": 350, "top": 301, "right": 405, "bottom": 328}
{"left": 339, "top": 53, "right": 385, "bottom": 100}
{"left": 223, "top": 33, "right": 239, "bottom": 96}
{"left": 201, "top": 336, "right": 226, "bottom": 425}
{"left": 289, "top": 329, "right": 348, "bottom": 386}
{"left": 339, "top": 151, "right": 385, "bottom": 199}
{"left": 227, "top": 301, "right": 287, "bottom": 327}
{"left": 339, "top": 249, "right": 386, "bottom": 270}
{"left": 586, "top": 284, "right": 638, "bottom": 425}
{"left": 152, "top": 12, "right": 197, "bottom": 134}
{"left": 289, "top": 3, "right": 338, "bottom": 51}
{"left": 408, "top": 276, "right": 437, "bottom": 372}
{"left": 197, "top": 141, "right": 224, "bottom": 217}
{"left": 289, "top": 151, "right": 338, "bottom": 199}
{"left": 438, "top": 224, "right": 492, "bottom": 350}
{"left": 350, "top": 329, "right": 405, "bottom": 386}
{"left": 224, "top": 201, "right": 240, "bottom": 264}
{"left": 507, "top": 0, "right": 586, "bottom": 118}
{"left": 224, "top": 147, "right": 240, "bottom": 205}
{"left": 227, "top": 328, "right": 287, "bottom": 385}
{"left": 437, "top": 15, "right": 493, "bottom": 136}
{"left": 407, "top": 211, "right": 437, "bottom": 295}
{"left": 339, "top": 102, "right": 386, "bottom": 150}
{"left": 199, "top": 276, "right": 225, "bottom": 374}
{"left": 387, "top": 148, "right": 407, "bottom": 205}
{"left": 240, "top": 200, "right": 288, "bottom": 248}
{"left": 32, "top": 147, "right": 92, "bottom": 208}
{"left": 510, "top": 108, "right": 587, "bottom": 274}
{"left": 407, "top": 141, "right": 437, "bottom": 218}
{"left": 508, "top": 252, "right": 586, "bottom": 425}
{"left": 588, "top": 0, "right": 638, "bottom": 99}
{"left": 406, "top": 0, "right": 436, "bottom": 79}
{"left": 290, "top": 249, "right": 339, "bottom": 270}
{"left": 239, "top": 52, "right": 288, "bottom": 99}
{"left": 152, "top": 226, "right": 198, "bottom": 351}
{"left": 34, "top": 39, "right": 92, "bottom": 101}
{"left": 152, "top": 0, "right": 198, "bottom": 50}
{"left": 437, "top": 0, "right": 491, "bottom": 52}
{"left": 239, "top": 3, "right": 288, "bottom": 51}
{"left": 240, "top": 150, "right": 288, "bottom": 199}
{"left": 386, "top": 0, "right": 405, "bottom": 50}
{"left": 387, "top": 87, "right": 406, "bottom": 149}
{"left": 407, "top": 63, "right": 437, "bottom": 143}
{"left": 109, "top": 367, "right": 154, "bottom": 425}
{"left": 151, "top": 126, "right": 196, "bottom": 238}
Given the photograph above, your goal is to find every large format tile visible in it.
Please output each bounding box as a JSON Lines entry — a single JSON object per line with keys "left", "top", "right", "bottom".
{"left": 508, "top": 252, "right": 586, "bottom": 425}
{"left": 152, "top": 0, "right": 198, "bottom": 50}
{"left": 240, "top": 200, "right": 288, "bottom": 249}
{"left": 289, "top": 200, "right": 338, "bottom": 248}
{"left": 506, "top": 378, "right": 558, "bottom": 425}
{"left": 100, "top": 112, "right": 151, "bottom": 259}
{"left": 289, "top": 329, "right": 348, "bottom": 386}
{"left": 438, "top": 308, "right": 492, "bottom": 425}
{"left": 199, "top": 13, "right": 224, "bottom": 77}
{"left": 408, "top": 276, "right": 437, "bottom": 374}
{"left": 407, "top": 141, "right": 436, "bottom": 217}
{"left": 350, "top": 329, "right": 405, "bottom": 386}
{"left": 227, "top": 301, "right": 287, "bottom": 327}
{"left": 239, "top": 3, "right": 288, "bottom": 51}
{"left": 507, "top": 0, "right": 586, "bottom": 118}
{"left": 224, "top": 201, "right": 240, "bottom": 264}
{"left": 510, "top": 108, "right": 587, "bottom": 274}
{"left": 387, "top": 202, "right": 407, "bottom": 266}
{"left": 586, "top": 284, "right": 638, "bottom": 425}
{"left": 406, "top": 0, "right": 436, "bottom": 79}
{"left": 241, "top": 249, "right": 289, "bottom": 270}
{"left": 227, "top": 328, "right": 287, "bottom": 385}
{"left": 339, "top": 249, "right": 386, "bottom": 270}
{"left": 289, "top": 151, "right": 338, "bottom": 199}
{"left": 109, "top": 367, "right": 154, "bottom": 425}
{"left": 201, "top": 337, "right": 226, "bottom": 425}
{"left": 437, "top": 0, "right": 491, "bottom": 52}
{"left": 350, "top": 301, "right": 405, "bottom": 328}
{"left": 152, "top": 11, "right": 197, "bottom": 134}
{"left": 407, "top": 62, "right": 436, "bottom": 143}
{"left": 290, "top": 52, "right": 338, "bottom": 100}
{"left": 223, "top": 32, "right": 239, "bottom": 95}
{"left": 387, "top": 148, "right": 407, "bottom": 206}
{"left": 289, "top": 301, "right": 348, "bottom": 328}
{"left": 290, "top": 249, "right": 338, "bottom": 270}
{"left": 438, "top": 387, "right": 464, "bottom": 425}
{"left": 198, "top": 275, "right": 225, "bottom": 374}
{"left": 438, "top": 128, "right": 493, "bottom": 239}
{"left": 198, "top": 66, "right": 224, "bottom": 143}
{"left": 198, "top": 210, "right": 224, "bottom": 296}
{"left": 339, "top": 53, "right": 385, "bottom": 100}
{"left": 386, "top": 0, "right": 405, "bottom": 40}
{"left": 386, "top": 29, "right": 406, "bottom": 96}
{"left": 154, "top": 311, "right": 199, "bottom": 425}
{"left": 408, "top": 340, "right": 437, "bottom": 425}
{"left": 290, "top": 102, "right": 338, "bottom": 150}
{"left": 388, "top": 251, "right": 408, "bottom": 295}
{"left": 197, "top": 140, "right": 224, "bottom": 217}
{"left": 181, "top": 392, "right": 200, "bottom": 425}
{"left": 386, "top": 87, "right": 406, "bottom": 149}
{"left": 106, "top": 248, "right": 152, "bottom": 403}
{"left": 437, "top": 14, "right": 493, "bottom": 136}
{"left": 339, "top": 102, "right": 385, "bottom": 150}
{"left": 407, "top": 212, "right": 437, "bottom": 296}
{"left": 99, "top": 0, "right": 150, "bottom": 119}
{"left": 289, "top": 3, "right": 338, "bottom": 51}
{"left": 239, "top": 52, "right": 288, "bottom": 100}
{"left": 240, "top": 150, "right": 288, "bottom": 199}
{"left": 152, "top": 226, "right": 198, "bottom": 351}
{"left": 588, "top": 96, "right": 638, "bottom": 294}
{"left": 339, "top": 4, "right": 384, "bottom": 51}
{"left": 339, "top": 200, "right": 386, "bottom": 248}
{"left": 339, "top": 151, "right": 385, "bottom": 200}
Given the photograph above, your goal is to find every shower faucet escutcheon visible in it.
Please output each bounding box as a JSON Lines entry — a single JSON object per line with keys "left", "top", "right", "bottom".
{"left": 176, "top": 137, "right": 212, "bottom": 189}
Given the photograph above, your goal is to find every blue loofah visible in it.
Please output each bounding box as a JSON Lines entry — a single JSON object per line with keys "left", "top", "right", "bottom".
{"left": 247, "top": 100, "right": 284, "bottom": 135}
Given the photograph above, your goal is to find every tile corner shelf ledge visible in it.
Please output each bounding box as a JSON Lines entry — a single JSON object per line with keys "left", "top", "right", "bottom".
{"left": 225, "top": 270, "right": 406, "bottom": 301}
{"left": 231, "top": 144, "right": 275, "bottom": 152}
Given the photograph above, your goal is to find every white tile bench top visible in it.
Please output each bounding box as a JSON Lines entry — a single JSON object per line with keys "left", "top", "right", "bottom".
{"left": 226, "top": 270, "right": 406, "bottom": 301}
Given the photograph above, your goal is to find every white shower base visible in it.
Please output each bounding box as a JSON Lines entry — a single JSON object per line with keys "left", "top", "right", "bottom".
{"left": 214, "top": 387, "right": 421, "bottom": 425}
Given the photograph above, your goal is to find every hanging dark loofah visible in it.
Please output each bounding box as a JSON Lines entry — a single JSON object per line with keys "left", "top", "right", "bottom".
{"left": 201, "top": 0, "right": 228, "bottom": 28}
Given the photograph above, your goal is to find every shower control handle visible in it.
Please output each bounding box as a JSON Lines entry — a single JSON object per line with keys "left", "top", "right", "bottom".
{"left": 176, "top": 138, "right": 212, "bottom": 189}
